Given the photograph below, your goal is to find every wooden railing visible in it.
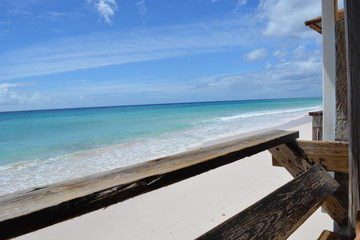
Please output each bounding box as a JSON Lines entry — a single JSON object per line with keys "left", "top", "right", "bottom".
{"left": 0, "top": 129, "right": 346, "bottom": 239}
{"left": 0, "top": 130, "right": 298, "bottom": 239}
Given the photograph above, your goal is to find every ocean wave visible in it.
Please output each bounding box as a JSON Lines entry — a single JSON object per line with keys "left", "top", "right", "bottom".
{"left": 198, "top": 105, "right": 321, "bottom": 124}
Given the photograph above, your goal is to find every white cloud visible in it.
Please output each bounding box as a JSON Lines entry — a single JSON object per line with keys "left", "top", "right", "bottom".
{"left": 235, "top": 0, "right": 248, "bottom": 10}
{"left": 0, "top": 83, "right": 20, "bottom": 88}
{"left": 0, "top": 18, "right": 257, "bottom": 81}
{"left": 0, "top": 85, "right": 45, "bottom": 106}
{"left": 196, "top": 55, "right": 322, "bottom": 98}
{"left": 48, "top": 11, "right": 66, "bottom": 18}
{"left": 7, "top": 9, "right": 33, "bottom": 15}
{"left": 338, "top": 1, "right": 344, "bottom": 9}
{"left": 211, "top": 0, "right": 247, "bottom": 10}
{"left": 257, "top": 0, "right": 321, "bottom": 38}
{"left": 292, "top": 45, "right": 320, "bottom": 61}
{"left": 87, "top": 0, "right": 118, "bottom": 24}
{"left": 245, "top": 48, "right": 267, "bottom": 62}
{"left": 136, "top": 0, "right": 147, "bottom": 15}
{"left": 265, "top": 61, "right": 272, "bottom": 69}
{"left": 273, "top": 50, "right": 288, "bottom": 58}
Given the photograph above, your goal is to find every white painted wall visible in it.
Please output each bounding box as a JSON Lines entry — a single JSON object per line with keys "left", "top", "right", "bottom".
{"left": 322, "top": 0, "right": 337, "bottom": 141}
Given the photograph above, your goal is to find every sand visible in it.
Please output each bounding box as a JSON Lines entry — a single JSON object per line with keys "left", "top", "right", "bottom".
{"left": 16, "top": 116, "right": 333, "bottom": 240}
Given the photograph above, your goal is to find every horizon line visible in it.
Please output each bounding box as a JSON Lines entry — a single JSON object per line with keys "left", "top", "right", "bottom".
{"left": 0, "top": 96, "right": 323, "bottom": 114}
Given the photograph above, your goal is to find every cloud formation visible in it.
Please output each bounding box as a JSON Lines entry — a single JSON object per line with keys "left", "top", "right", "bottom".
{"left": 87, "top": 0, "right": 118, "bottom": 24}
{"left": 273, "top": 50, "right": 288, "bottom": 58}
{"left": 0, "top": 84, "right": 43, "bottom": 106}
{"left": 211, "top": 0, "right": 247, "bottom": 10}
{"left": 7, "top": 9, "right": 33, "bottom": 16}
{"left": 257, "top": 0, "right": 321, "bottom": 38}
{"left": 136, "top": 0, "right": 147, "bottom": 15}
{"left": 245, "top": 48, "right": 267, "bottom": 62}
{"left": 0, "top": 18, "right": 257, "bottom": 81}
{"left": 235, "top": 0, "right": 248, "bottom": 10}
{"left": 197, "top": 44, "right": 322, "bottom": 99}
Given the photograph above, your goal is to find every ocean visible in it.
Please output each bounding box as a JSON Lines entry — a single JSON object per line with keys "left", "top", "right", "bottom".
{"left": 0, "top": 97, "right": 321, "bottom": 195}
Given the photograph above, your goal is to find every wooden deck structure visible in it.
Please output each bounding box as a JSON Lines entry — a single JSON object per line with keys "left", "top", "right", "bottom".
{"left": 0, "top": 0, "right": 359, "bottom": 239}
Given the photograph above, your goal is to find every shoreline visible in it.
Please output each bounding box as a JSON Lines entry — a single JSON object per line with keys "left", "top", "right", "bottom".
{"left": 16, "top": 115, "right": 332, "bottom": 240}
{"left": 0, "top": 112, "right": 317, "bottom": 196}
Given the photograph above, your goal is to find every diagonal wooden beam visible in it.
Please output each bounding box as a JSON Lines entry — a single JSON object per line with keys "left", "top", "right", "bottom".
{"left": 270, "top": 141, "right": 310, "bottom": 177}
{"left": 269, "top": 142, "right": 348, "bottom": 225}
{"left": 317, "top": 230, "right": 348, "bottom": 240}
{"left": 196, "top": 165, "right": 339, "bottom": 240}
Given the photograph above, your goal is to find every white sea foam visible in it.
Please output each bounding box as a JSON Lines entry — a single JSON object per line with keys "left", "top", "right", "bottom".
{"left": 200, "top": 105, "right": 321, "bottom": 124}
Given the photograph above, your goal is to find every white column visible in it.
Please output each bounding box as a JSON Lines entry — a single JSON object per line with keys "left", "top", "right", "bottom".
{"left": 322, "top": 0, "right": 337, "bottom": 141}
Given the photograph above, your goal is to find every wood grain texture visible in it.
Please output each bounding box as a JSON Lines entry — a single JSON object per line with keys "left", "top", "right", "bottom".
{"left": 336, "top": 18, "right": 348, "bottom": 142}
{"left": 0, "top": 130, "right": 298, "bottom": 240}
{"left": 317, "top": 230, "right": 347, "bottom": 240}
{"left": 345, "top": 0, "right": 360, "bottom": 228}
{"left": 297, "top": 140, "right": 349, "bottom": 173}
{"left": 272, "top": 140, "right": 349, "bottom": 173}
{"left": 269, "top": 142, "right": 348, "bottom": 224}
{"left": 334, "top": 16, "right": 350, "bottom": 236}
{"left": 269, "top": 142, "right": 309, "bottom": 177}
{"left": 196, "top": 165, "right": 339, "bottom": 240}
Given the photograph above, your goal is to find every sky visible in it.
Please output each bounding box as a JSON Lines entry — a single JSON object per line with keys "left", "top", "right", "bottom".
{"left": 0, "top": 0, "right": 338, "bottom": 111}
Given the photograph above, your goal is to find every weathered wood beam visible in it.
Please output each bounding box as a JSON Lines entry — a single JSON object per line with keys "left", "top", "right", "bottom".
{"left": 270, "top": 142, "right": 309, "bottom": 177}
{"left": 304, "top": 9, "right": 345, "bottom": 35}
{"left": 269, "top": 142, "right": 348, "bottom": 225}
{"left": 317, "top": 230, "right": 348, "bottom": 240}
{"left": 345, "top": 0, "right": 360, "bottom": 229}
{"left": 334, "top": 0, "right": 339, "bottom": 22}
{"left": 0, "top": 130, "right": 298, "bottom": 240}
{"left": 196, "top": 165, "right": 339, "bottom": 240}
{"left": 334, "top": 14, "right": 350, "bottom": 236}
{"left": 298, "top": 141, "right": 348, "bottom": 173}
{"left": 272, "top": 140, "right": 349, "bottom": 173}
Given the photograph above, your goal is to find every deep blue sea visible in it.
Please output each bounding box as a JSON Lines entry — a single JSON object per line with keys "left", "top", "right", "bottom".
{"left": 0, "top": 97, "right": 321, "bottom": 195}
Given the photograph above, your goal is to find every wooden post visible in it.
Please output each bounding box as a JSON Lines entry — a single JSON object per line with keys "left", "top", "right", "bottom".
{"left": 345, "top": 0, "right": 360, "bottom": 232}
{"left": 318, "top": 230, "right": 347, "bottom": 240}
{"left": 322, "top": 0, "right": 337, "bottom": 141}
{"left": 309, "top": 111, "right": 323, "bottom": 141}
{"left": 334, "top": 8, "right": 349, "bottom": 236}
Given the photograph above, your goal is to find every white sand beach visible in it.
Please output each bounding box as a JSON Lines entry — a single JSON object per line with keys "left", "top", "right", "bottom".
{"left": 16, "top": 116, "right": 332, "bottom": 240}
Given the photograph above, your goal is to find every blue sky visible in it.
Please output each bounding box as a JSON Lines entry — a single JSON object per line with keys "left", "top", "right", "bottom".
{"left": 0, "top": 0, "right": 333, "bottom": 111}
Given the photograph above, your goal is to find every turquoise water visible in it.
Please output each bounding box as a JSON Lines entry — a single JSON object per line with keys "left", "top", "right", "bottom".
{"left": 0, "top": 97, "right": 321, "bottom": 195}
